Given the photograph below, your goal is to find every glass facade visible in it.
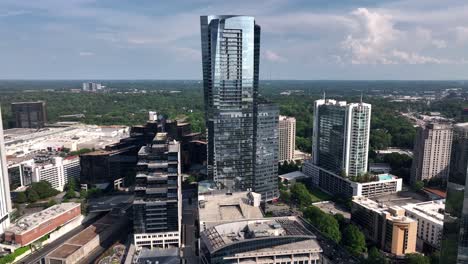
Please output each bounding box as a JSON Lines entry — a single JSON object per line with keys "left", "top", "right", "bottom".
{"left": 440, "top": 123, "right": 468, "bottom": 264}
{"left": 201, "top": 15, "right": 278, "bottom": 200}
{"left": 312, "top": 100, "right": 371, "bottom": 177}
{"left": 133, "top": 134, "right": 181, "bottom": 240}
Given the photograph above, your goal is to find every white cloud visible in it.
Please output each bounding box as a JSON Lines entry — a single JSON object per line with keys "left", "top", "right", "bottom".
{"left": 264, "top": 50, "right": 286, "bottom": 62}
{"left": 79, "top": 51, "right": 94, "bottom": 56}
{"left": 455, "top": 26, "right": 468, "bottom": 43}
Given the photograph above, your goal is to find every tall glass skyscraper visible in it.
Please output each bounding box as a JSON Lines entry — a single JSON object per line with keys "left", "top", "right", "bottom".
{"left": 440, "top": 123, "right": 468, "bottom": 264}
{"left": 0, "top": 109, "right": 12, "bottom": 234}
{"left": 312, "top": 99, "right": 371, "bottom": 177}
{"left": 200, "top": 15, "right": 278, "bottom": 200}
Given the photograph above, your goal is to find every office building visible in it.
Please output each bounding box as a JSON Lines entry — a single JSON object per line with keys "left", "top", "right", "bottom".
{"left": 133, "top": 133, "right": 182, "bottom": 249}
{"left": 82, "top": 82, "right": 102, "bottom": 92}
{"left": 254, "top": 103, "right": 279, "bottom": 201}
{"left": 201, "top": 15, "right": 278, "bottom": 200}
{"left": 4, "top": 203, "right": 80, "bottom": 246}
{"left": 279, "top": 116, "right": 296, "bottom": 162}
{"left": 440, "top": 123, "right": 468, "bottom": 263}
{"left": 411, "top": 123, "right": 452, "bottom": 184}
{"left": 312, "top": 99, "right": 371, "bottom": 177}
{"left": 351, "top": 196, "right": 417, "bottom": 256}
{"left": 24, "top": 156, "right": 80, "bottom": 191}
{"left": 200, "top": 217, "right": 322, "bottom": 264}
{"left": 403, "top": 200, "right": 445, "bottom": 250}
{"left": 0, "top": 109, "right": 12, "bottom": 234}
{"left": 11, "top": 101, "right": 47, "bottom": 128}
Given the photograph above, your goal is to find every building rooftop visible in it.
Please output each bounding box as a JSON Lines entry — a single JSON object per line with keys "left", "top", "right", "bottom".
{"left": 201, "top": 217, "right": 319, "bottom": 253}
{"left": 353, "top": 196, "right": 415, "bottom": 224}
{"left": 4, "top": 124, "right": 129, "bottom": 158}
{"left": 8, "top": 203, "right": 80, "bottom": 235}
{"left": 136, "top": 248, "right": 180, "bottom": 264}
{"left": 402, "top": 200, "right": 445, "bottom": 226}
{"left": 279, "top": 171, "right": 309, "bottom": 181}
{"left": 199, "top": 191, "right": 264, "bottom": 230}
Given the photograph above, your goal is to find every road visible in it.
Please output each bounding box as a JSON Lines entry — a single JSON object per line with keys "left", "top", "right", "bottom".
{"left": 17, "top": 215, "right": 101, "bottom": 264}
{"left": 181, "top": 188, "right": 198, "bottom": 264}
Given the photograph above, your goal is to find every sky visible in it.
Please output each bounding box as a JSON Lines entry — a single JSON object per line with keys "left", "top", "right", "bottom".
{"left": 0, "top": 0, "right": 467, "bottom": 80}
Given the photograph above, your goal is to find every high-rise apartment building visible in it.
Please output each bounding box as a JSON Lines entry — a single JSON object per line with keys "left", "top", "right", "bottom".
{"left": 440, "top": 123, "right": 468, "bottom": 264}
{"left": 410, "top": 123, "right": 453, "bottom": 184}
{"left": 11, "top": 101, "right": 47, "bottom": 128}
{"left": 133, "top": 133, "right": 181, "bottom": 249}
{"left": 0, "top": 109, "right": 12, "bottom": 234}
{"left": 278, "top": 116, "right": 296, "bottom": 162}
{"left": 312, "top": 99, "right": 371, "bottom": 177}
{"left": 200, "top": 15, "right": 278, "bottom": 200}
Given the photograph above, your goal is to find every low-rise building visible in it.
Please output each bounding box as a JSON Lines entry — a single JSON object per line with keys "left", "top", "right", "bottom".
{"left": 199, "top": 217, "right": 322, "bottom": 264}
{"left": 198, "top": 191, "right": 264, "bottom": 231}
{"left": 402, "top": 200, "right": 445, "bottom": 250}
{"left": 351, "top": 196, "right": 417, "bottom": 256}
{"left": 278, "top": 171, "right": 309, "bottom": 185}
{"left": 303, "top": 160, "right": 402, "bottom": 197}
{"left": 45, "top": 212, "right": 129, "bottom": 264}
{"left": 4, "top": 203, "right": 81, "bottom": 246}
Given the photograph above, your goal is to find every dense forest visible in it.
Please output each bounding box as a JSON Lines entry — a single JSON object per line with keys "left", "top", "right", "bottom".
{"left": 1, "top": 80, "right": 467, "bottom": 154}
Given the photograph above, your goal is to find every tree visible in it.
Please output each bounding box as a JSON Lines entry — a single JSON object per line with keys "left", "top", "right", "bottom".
{"left": 279, "top": 190, "right": 291, "bottom": 203}
{"left": 30, "top": 181, "right": 59, "bottom": 199}
{"left": 14, "top": 192, "right": 27, "bottom": 204}
{"left": 405, "top": 253, "right": 430, "bottom": 264}
{"left": 413, "top": 181, "right": 425, "bottom": 191}
{"left": 65, "top": 179, "right": 76, "bottom": 199}
{"left": 341, "top": 224, "right": 367, "bottom": 255}
{"left": 362, "top": 247, "right": 388, "bottom": 264}
{"left": 80, "top": 189, "right": 87, "bottom": 199}
{"left": 46, "top": 199, "right": 57, "bottom": 208}
{"left": 26, "top": 189, "right": 39, "bottom": 203}
{"left": 290, "top": 183, "right": 313, "bottom": 206}
{"left": 303, "top": 206, "right": 341, "bottom": 243}
{"left": 334, "top": 213, "right": 346, "bottom": 231}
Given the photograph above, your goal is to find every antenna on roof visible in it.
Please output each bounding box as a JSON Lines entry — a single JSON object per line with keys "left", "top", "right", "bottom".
{"left": 323, "top": 91, "right": 326, "bottom": 101}
{"left": 360, "top": 91, "right": 363, "bottom": 104}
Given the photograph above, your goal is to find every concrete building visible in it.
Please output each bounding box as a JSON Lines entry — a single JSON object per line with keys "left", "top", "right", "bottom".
{"left": 278, "top": 171, "right": 309, "bottom": 185}
{"left": 402, "top": 200, "right": 445, "bottom": 250}
{"left": 10, "top": 101, "right": 47, "bottom": 128}
{"left": 351, "top": 196, "right": 417, "bottom": 256}
{"left": 198, "top": 191, "right": 264, "bottom": 231}
{"left": 0, "top": 109, "right": 12, "bottom": 234}
{"left": 303, "top": 160, "right": 402, "bottom": 197}
{"left": 3, "top": 124, "right": 129, "bottom": 157}
{"left": 201, "top": 15, "right": 279, "bottom": 201}
{"left": 411, "top": 123, "right": 453, "bottom": 184}
{"left": 200, "top": 217, "right": 322, "bottom": 264}
{"left": 23, "top": 156, "right": 80, "bottom": 191}
{"left": 440, "top": 123, "right": 468, "bottom": 263}
{"left": 82, "top": 82, "right": 102, "bottom": 92}
{"left": 279, "top": 116, "right": 296, "bottom": 163}
{"left": 45, "top": 212, "right": 129, "bottom": 264}
{"left": 133, "top": 133, "right": 182, "bottom": 249}
{"left": 4, "top": 203, "right": 80, "bottom": 246}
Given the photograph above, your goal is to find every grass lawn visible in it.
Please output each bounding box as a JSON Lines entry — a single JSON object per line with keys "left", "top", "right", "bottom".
{"left": 309, "top": 187, "right": 333, "bottom": 202}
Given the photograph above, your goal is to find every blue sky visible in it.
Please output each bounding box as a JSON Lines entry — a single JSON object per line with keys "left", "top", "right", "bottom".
{"left": 0, "top": 0, "right": 467, "bottom": 80}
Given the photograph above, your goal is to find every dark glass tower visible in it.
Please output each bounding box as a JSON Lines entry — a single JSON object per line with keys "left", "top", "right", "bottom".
{"left": 200, "top": 15, "right": 278, "bottom": 200}
{"left": 133, "top": 133, "right": 182, "bottom": 249}
{"left": 440, "top": 123, "right": 468, "bottom": 264}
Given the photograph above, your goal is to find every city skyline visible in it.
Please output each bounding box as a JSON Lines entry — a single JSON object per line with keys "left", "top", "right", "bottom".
{"left": 0, "top": 1, "right": 467, "bottom": 80}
